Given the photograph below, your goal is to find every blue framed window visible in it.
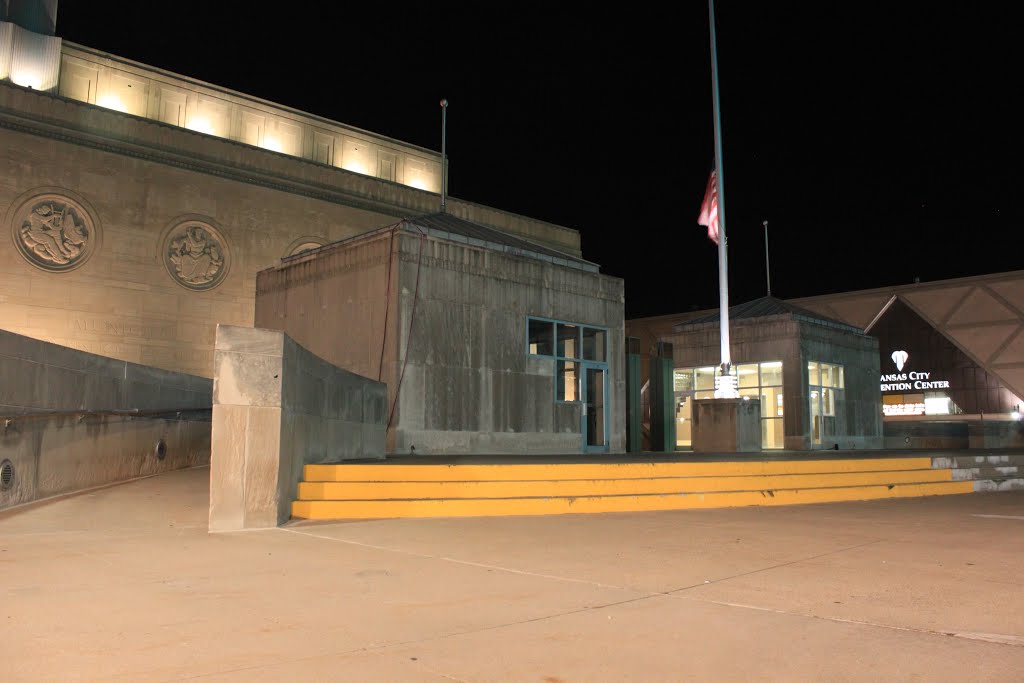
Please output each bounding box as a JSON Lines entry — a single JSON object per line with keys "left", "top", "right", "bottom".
{"left": 527, "top": 316, "right": 608, "bottom": 403}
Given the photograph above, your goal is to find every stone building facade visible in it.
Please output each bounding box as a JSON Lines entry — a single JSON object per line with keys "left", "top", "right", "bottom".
{"left": 0, "top": 16, "right": 580, "bottom": 379}
{"left": 255, "top": 215, "right": 626, "bottom": 455}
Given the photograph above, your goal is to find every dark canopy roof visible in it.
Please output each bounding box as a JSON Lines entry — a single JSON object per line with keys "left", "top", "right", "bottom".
{"left": 675, "top": 296, "right": 864, "bottom": 333}
{"left": 403, "top": 212, "right": 599, "bottom": 273}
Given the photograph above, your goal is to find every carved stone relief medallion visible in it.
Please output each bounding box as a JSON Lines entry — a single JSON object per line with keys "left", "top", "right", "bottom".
{"left": 11, "top": 193, "right": 99, "bottom": 272}
{"left": 162, "top": 219, "right": 230, "bottom": 291}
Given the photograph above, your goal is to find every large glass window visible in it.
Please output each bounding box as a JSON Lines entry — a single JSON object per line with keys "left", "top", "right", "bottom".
{"left": 528, "top": 319, "right": 553, "bottom": 356}
{"left": 557, "top": 323, "right": 579, "bottom": 359}
{"left": 675, "top": 361, "right": 784, "bottom": 449}
{"left": 527, "top": 317, "right": 607, "bottom": 405}
{"left": 760, "top": 363, "right": 785, "bottom": 449}
{"left": 582, "top": 328, "right": 606, "bottom": 361}
{"left": 737, "top": 363, "right": 759, "bottom": 388}
{"left": 808, "top": 361, "right": 844, "bottom": 446}
{"left": 761, "top": 361, "right": 783, "bottom": 388}
{"left": 694, "top": 366, "right": 717, "bottom": 391}
{"left": 557, "top": 360, "right": 579, "bottom": 401}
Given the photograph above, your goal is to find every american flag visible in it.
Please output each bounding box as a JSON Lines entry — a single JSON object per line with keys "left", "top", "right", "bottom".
{"left": 697, "top": 170, "right": 719, "bottom": 245}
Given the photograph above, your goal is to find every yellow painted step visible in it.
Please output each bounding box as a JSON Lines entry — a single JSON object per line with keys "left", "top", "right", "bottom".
{"left": 297, "top": 468, "right": 953, "bottom": 501}
{"left": 303, "top": 457, "right": 934, "bottom": 483}
{"left": 291, "top": 480, "right": 973, "bottom": 520}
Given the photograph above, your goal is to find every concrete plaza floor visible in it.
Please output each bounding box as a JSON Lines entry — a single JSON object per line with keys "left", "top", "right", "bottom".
{"left": 2, "top": 467, "right": 1023, "bottom": 682}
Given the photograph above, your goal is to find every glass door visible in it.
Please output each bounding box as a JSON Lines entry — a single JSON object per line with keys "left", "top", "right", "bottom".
{"left": 810, "top": 389, "right": 822, "bottom": 446}
{"left": 582, "top": 364, "right": 608, "bottom": 451}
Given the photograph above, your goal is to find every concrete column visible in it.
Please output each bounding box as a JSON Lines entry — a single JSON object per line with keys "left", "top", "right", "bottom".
{"left": 648, "top": 343, "right": 676, "bottom": 453}
{"left": 625, "top": 336, "right": 642, "bottom": 453}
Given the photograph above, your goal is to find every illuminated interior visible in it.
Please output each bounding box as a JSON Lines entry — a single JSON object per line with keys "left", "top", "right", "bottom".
{"left": 674, "top": 361, "right": 784, "bottom": 449}
{"left": 882, "top": 393, "right": 962, "bottom": 417}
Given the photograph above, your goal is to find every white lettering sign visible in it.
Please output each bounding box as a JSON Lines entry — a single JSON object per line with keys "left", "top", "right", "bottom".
{"left": 880, "top": 372, "right": 950, "bottom": 392}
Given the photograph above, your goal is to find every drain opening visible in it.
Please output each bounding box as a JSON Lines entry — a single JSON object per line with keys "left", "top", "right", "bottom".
{"left": 154, "top": 440, "right": 167, "bottom": 460}
{"left": 0, "top": 459, "right": 14, "bottom": 490}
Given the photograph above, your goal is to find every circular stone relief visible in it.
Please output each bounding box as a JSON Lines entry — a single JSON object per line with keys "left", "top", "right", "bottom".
{"left": 11, "top": 193, "right": 99, "bottom": 272}
{"left": 162, "top": 219, "right": 230, "bottom": 291}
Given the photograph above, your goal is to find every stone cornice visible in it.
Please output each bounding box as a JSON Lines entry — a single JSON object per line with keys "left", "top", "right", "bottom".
{"left": 62, "top": 41, "right": 444, "bottom": 160}
{"left": 0, "top": 93, "right": 425, "bottom": 219}
{"left": 0, "top": 83, "right": 582, "bottom": 255}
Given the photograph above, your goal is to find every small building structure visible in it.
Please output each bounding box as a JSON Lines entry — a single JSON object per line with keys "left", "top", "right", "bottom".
{"left": 660, "top": 297, "right": 882, "bottom": 451}
{"left": 255, "top": 213, "right": 626, "bottom": 456}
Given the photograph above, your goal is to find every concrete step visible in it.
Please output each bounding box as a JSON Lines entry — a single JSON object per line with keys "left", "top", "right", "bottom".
{"left": 933, "top": 455, "right": 1022, "bottom": 482}
{"left": 302, "top": 457, "right": 936, "bottom": 483}
{"left": 291, "top": 480, "right": 973, "bottom": 519}
{"left": 297, "top": 468, "right": 955, "bottom": 501}
{"left": 972, "top": 477, "right": 1024, "bottom": 492}
{"left": 933, "top": 454, "right": 1024, "bottom": 468}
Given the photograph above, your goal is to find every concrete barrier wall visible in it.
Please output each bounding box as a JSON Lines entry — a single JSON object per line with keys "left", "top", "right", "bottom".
{"left": 0, "top": 328, "right": 212, "bottom": 414}
{"left": 0, "top": 328, "right": 213, "bottom": 510}
{"left": 0, "top": 414, "right": 210, "bottom": 510}
{"left": 884, "top": 420, "right": 1024, "bottom": 450}
{"left": 884, "top": 421, "right": 969, "bottom": 450}
{"left": 209, "top": 325, "right": 386, "bottom": 531}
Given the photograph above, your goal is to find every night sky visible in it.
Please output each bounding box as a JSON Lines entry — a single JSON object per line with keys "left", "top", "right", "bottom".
{"left": 56, "top": 3, "right": 1023, "bottom": 319}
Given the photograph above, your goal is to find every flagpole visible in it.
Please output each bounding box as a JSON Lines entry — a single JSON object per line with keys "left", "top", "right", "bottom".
{"left": 764, "top": 220, "right": 771, "bottom": 297}
{"left": 708, "top": 0, "right": 736, "bottom": 398}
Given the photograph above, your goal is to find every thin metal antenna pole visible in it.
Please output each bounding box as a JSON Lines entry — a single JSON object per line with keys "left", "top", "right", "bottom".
{"left": 440, "top": 98, "right": 448, "bottom": 212}
{"left": 764, "top": 220, "right": 771, "bottom": 297}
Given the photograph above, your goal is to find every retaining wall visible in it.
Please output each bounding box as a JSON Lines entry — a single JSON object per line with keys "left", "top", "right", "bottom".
{"left": 209, "top": 325, "right": 386, "bottom": 531}
{"left": 0, "top": 328, "right": 212, "bottom": 510}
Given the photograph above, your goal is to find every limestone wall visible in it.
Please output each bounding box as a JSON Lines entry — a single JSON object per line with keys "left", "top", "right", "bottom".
{"left": 0, "top": 328, "right": 212, "bottom": 510}
{"left": 209, "top": 325, "right": 385, "bottom": 531}
{"left": 0, "top": 81, "right": 581, "bottom": 378}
